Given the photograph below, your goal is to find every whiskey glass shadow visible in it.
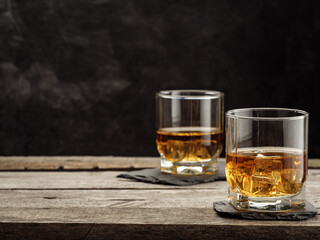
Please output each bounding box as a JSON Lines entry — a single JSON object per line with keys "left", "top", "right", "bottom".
{"left": 156, "top": 90, "right": 224, "bottom": 175}
{"left": 225, "top": 108, "right": 309, "bottom": 212}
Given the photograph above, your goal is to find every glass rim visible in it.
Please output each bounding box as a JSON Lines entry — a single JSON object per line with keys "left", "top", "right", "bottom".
{"left": 156, "top": 89, "right": 224, "bottom": 100}
{"left": 226, "top": 107, "right": 309, "bottom": 121}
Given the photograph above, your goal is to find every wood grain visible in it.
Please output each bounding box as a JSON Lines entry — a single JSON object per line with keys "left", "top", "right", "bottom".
{"left": 0, "top": 171, "right": 223, "bottom": 189}
{"left": 0, "top": 186, "right": 319, "bottom": 239}
{"left": 0, "top": 157, "right": 319, "bottom": 170}
{"left": 0, "top": 156, "right": 160, "bottom": 170}
{"left": 1, "top": 223, "right": 320, "bottom": 240}
{"left": 0, "top": 188, "right": 319, "bottom": 220}
{"left": 0, "top": 169, "right": 319, "bottom": 190}
{"left": 0, "top": 157, "right": 320, "bottom": 239}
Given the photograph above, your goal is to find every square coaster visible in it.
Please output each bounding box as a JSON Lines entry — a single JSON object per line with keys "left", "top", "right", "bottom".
{"left": 213, "top": 200, "right": 317, "bottom": 221}
{"left": 117, "top": 161, "right": 226, "bottom": 186}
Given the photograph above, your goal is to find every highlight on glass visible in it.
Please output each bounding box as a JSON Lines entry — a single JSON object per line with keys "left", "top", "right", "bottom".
{"left": 225, "top": 108, "right": 308, "bottom": 212}
{"left": 156, "top": 90, "right": 224, "bottom": 175}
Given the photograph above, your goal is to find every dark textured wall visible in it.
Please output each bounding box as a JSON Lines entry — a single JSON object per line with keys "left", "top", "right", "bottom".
{"left": 1, "top": 0, "right": 319, "bottom": 157}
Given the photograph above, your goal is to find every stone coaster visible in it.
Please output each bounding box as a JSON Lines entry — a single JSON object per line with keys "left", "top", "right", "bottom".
{"left": 117, "top": 161, "right": 226, "bottom": 186}
{"left": 213, "top": 200, "right": 317, "bottom": 221}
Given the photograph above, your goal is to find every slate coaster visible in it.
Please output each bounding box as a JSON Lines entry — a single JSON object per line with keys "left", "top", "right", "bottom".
{"left": 213, "top": 200, "right": 317, "bottom": 221}
{"left": 117, "top": 161, "right": 226, "bottom": 186}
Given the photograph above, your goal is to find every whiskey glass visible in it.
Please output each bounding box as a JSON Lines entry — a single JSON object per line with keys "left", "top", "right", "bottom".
{"left": 226, "top": 108, "right": 308, "bottom": 212}
{"left": 156, "top": 90, "right": 224, "bottom": 175}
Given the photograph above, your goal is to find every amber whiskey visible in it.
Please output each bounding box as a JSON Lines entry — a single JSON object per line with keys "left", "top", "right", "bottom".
{"left": 226, "top": 147, "right": 307, "bottom": 198}
{"left": 156, "top": 127, "right": 223, "bottom": 163}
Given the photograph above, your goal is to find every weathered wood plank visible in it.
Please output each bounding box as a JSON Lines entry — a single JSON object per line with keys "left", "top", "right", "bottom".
{"left": 0, "top": 171, "right": 224, "bottom": 189}
{"left": 0, "top": 189, "right": 318, "bottom": 225}
{"left": 0, "top": 156, "right": 160, "bottom": 170}
{"left": 0, "top": 169, "right": 319, "bottom": 239}
{"left": 85, "top": 224, "right": 320, "bottom": 240}
{"left": 308, "top": 159, "right": 320, "bottom": 168}
{"left": 0, "top": 157, "right": 319, "bottom": 170}
{"left": 0, "top": 169, "right": 319, "bottom": 190}
{"left": 0, "top": 223, "right": 93, "bottom": 240}
{"left": 0, "top": 189, "right": 319, "bottom": 239}
{"left": 1, "top": 223, "right": 319, "bottom": 240}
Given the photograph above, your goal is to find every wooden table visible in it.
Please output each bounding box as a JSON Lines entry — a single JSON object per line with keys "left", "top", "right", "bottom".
{"left": 0, "top": 157, "right": 319, "bottom": 239}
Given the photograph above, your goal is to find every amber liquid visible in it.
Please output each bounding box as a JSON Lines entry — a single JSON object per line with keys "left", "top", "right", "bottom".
{"left": 226, "top": 147, "right": 307, "bottom": 198}
{"left": 156, "top": 127, "right": 223, "bottom": 163}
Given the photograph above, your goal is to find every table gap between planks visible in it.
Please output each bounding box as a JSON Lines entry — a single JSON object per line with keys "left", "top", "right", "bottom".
{"left": 0, "top": 157, "right": 320, "bottom": 240}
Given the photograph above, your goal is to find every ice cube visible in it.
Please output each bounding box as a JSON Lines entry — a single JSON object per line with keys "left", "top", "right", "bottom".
{"left": 195, "top": 140, "right": 218, "bottom": 160}
{"left": 166, "top": 140, "right": 187, "bottom": 162}
{"left": 252, "top": 154, "right": 282, "bottom": 185}
{"left": 278, "top": 169, "right": 303, "bottom": 194}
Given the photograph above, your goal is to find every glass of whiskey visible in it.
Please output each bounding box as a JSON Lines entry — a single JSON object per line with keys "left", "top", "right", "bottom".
{"left": 225, "top": 108, "right": 309, "bottom": 212}
{"left": 156, "top": 90, "right": 224, "bottom": 175}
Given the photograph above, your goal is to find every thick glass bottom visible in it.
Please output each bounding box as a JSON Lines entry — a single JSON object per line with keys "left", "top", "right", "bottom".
{"left": 228, "top": 186, "right": 306, "bottom": 212}
{"left": 160, "top": 155, "right": 219, "bottom": 175}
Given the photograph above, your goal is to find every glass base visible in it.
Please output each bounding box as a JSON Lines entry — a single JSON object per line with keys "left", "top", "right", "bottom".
{"left": 228, "top": 186, "right": 306, "bottom": 212}
{"left": 160, "top": 155, "right": 219, "bottom": 175}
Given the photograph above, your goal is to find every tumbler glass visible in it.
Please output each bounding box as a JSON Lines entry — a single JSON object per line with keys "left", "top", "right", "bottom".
{"left": 156, "top": 90, "right": 224, "bottom": 175}
{"left": 225, "top": 108, "right": 308, "bottom": 212}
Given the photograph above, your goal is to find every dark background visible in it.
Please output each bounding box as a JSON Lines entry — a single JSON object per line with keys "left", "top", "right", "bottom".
{"left": 0, "top": 0, "right": 319, "bottom": 157}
